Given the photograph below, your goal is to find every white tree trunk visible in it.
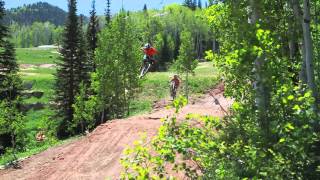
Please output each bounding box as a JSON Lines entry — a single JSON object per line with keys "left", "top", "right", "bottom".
{"left": 299, "top": 42, "right": 308, "bottom": 83}
{"left": 292, "top": 0, "right": 308, "bottom": 83}
{"left": 249, "top": 0, "right": 270, "bottom": 134}
{"left": 185, "top": 71, "right": 189, "bottom": 102}
{"left": 302, "top": 0, "right": 318, "bottom": 110}
{"left": 101, "top": 109, "right": 105, "bottom": 124}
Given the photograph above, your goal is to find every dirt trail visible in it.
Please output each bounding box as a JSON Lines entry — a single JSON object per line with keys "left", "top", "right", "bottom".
{"left": 0, "top": 84, "right": 231, "bottom": 180}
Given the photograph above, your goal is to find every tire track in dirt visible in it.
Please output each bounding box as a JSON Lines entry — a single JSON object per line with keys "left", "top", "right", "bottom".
{"left": 0, "top": 84, "right": 231, "bottom": 180}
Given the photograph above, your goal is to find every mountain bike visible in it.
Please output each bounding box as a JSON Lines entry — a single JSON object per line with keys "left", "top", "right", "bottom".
{"left": 170, "top": 81, "right": 177, "bottom": 100}
{"left": 139, "top": 58, "right": 154, "bottom": 78}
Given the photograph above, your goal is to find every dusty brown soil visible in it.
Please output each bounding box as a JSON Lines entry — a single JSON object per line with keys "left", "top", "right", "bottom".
{"left": 20, "top": 64, "right": 56, "bottom": 69}
{"left": 0, "top": 85, "right": 231, "bottom": 180}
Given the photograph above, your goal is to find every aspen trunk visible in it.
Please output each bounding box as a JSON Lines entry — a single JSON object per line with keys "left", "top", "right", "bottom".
{"left": 185, "top": 71, "right": 189, "bottom": 102}
{"left": 299, "top": 43, "right": 308, "bottom": 83}
{"left": 302, "top": 0, "right": 319, "bottom": 111}
{"left": 249, "top": 0, "right": 270, "bottom": 135}
{"left": 291, "top": 0, "right": 308, "bottom": 84}
{"left": 101, "top": 109, "right": 105, "bottom": 124}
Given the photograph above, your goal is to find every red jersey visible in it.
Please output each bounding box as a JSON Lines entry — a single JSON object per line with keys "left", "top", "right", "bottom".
{"left": 144, "top": 47, "right": 158, "bottom": 56}
{"left": 171, "top": 78, "right": 180, "bottom": 87}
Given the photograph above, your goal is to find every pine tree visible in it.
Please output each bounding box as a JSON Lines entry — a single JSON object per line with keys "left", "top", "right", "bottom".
{"left": 143, "top": 4, "right": 147, "bottom": 12}
{"left": 0, "top": 0, "right": 21, "bottom": 102}
{"left": 173, "top": 31, "right": 181, "bottom": 60}
{"left": 184, "top": 0, "right": 196, "bottom": 10}
{"left": 198, "top": 0, "right": 202, "bottom": 9}
{"left": 159, "top": 33, "right": 172, "bottom": 70}
{"left": 54, "top": 0, "right": 88, "bottom": 138}
{"left": 87, "top": 0, "right": 99, "bottom": 71}
{"left": 0, "top": 0, "right": 24, "bottom": 156}
{"left": 76, "top": 15, "right": 90, "bottom": 86}
{"left": 183, "top": 0, "right": 192, "bottom": 8}
{"left": 105, "top": 0, "right": 111, "bottom": 26}
{"left": 192, "top": 0, "right": 197, "bottom": 10}
{"left": 208, "top": 0, "right": 214, "bottom": 6}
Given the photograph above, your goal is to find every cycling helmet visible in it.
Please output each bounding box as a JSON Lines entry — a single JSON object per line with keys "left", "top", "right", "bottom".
{"left": 144, "top": 43, "right": 151, "bottom": 49}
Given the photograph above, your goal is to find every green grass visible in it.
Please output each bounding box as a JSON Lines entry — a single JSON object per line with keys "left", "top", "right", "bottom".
{"left": 21, "top": 67, "right": 55, "bottom": 138}
{"left": 16, "top": 48, "right": 60, "bottom": 65}
{"left": 129, "top": 62, "right": 218, "bottom": 116}
{"left": 0, "top": 136, "right": 82, "bottom": 167}
{"left": 21, "top": 68, "right": 55, "bottom": 104}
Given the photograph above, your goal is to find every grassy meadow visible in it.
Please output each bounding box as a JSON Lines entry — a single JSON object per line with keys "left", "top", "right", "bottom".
{"left": 16, "top": 48, "right": 60, "bottom": 65}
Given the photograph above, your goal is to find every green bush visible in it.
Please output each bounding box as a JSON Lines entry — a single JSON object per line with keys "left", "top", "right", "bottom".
{"left": 121, "top": 94, "right": 320, "bottom": 179}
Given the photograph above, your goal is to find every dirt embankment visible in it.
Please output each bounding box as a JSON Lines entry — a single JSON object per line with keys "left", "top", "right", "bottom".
{"left": 0, "top": 84, "right": 231, "bottom": 180}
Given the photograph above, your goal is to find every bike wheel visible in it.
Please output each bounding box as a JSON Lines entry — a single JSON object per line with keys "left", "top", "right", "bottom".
{"left": 140, "top": 62, "right": 151, "bottom": 78}
{"left": 170, "top": 82, "right": 176, "bottom": 100}
{"left": 172, "top": 88, "right": 176, "bottom": 99}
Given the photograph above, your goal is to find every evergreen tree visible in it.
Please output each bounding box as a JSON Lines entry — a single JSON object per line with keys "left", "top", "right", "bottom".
{"left": 184, "top": 0, "right": 196, "bottom": 10}
{"left": 158, "top": 33, "right": 172, "bottom": 70}
{"left": 208, "top": 0, "right": 214, "bottom": 6}
{"left": 76, "top": 15, "right": 90, "bottom": 86}
{"left": 4, "top": 2, "right": 67, "bottom": 26}
{"left": 87, "top": 0, "right": 99, "bottom": 71}
{"left": 192, "top": 0, "right": 197, "bottom": 10}
{"left": 0, "top": 0, "right": 21, "bottom": 102}
{"left": 54, "top": 0, "right": 88, "bottom": 138}
{"left": 0, "top": 43, "right": 20, "bottom": 100}
{"left": 183, "top": 0, "right": 192, "bottom": 8}
{"left": 173, "top": 31, "right": 181, "bottom": 60}
{"left": 105, "top": 0, "right": 111, "bottom": 25}
{"left": 198, "top": 0, "right": 202, "bottom": 9}
{"left": 0, "top": 0, "right": 24, "bottom": 156}
{"left": 143, "top": 4, "right": 147, "bottom": 12}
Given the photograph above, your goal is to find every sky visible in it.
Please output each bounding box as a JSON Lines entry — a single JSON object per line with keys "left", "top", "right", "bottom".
{"left": 4, "top": 0, "right": 185, "bottom": 15}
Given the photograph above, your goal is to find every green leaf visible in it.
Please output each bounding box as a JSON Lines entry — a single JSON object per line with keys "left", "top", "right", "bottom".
{"left": 232, "top": 102, "right": 241, "bottom": 110}
{"left": 293, "top": 105, "right": 301, "bottom": 111}
{"left": 287, "top": 95, "right": 294, "bottom": 100}
{"left": 285, "top": 123, "right": 295, "bottom": 132}
{"left": 304, "top": 91, "right": 312, "bottom": 98}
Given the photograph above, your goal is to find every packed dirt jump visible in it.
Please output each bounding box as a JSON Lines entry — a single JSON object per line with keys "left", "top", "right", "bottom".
{"left": 0, "top": 84, "right": 232, "bottom": 180}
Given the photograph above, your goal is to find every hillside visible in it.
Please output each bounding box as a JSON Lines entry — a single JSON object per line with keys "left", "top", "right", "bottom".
{"left": 0, "top": 85, "right": 231, "bottom": 179}
{"left": 4, "top": 2, "right": 67, "bottom": 26}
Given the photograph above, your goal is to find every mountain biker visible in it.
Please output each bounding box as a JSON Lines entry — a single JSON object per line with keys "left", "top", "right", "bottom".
{"left": 169, "top": 75, "right": 181, "bottom": 100}
{"left": 141, "top": 43, "right": 158, "bottom": 65}
{"left": 139, "top": 43, "right": 158, "bottom": 78}
{"left": 170, "top": 75, "right": 181, "bottom": 90}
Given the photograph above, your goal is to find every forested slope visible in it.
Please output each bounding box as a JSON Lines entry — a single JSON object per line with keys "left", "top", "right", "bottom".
{"left": 4, "top": 2, "right": 67, "bottom": 26}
